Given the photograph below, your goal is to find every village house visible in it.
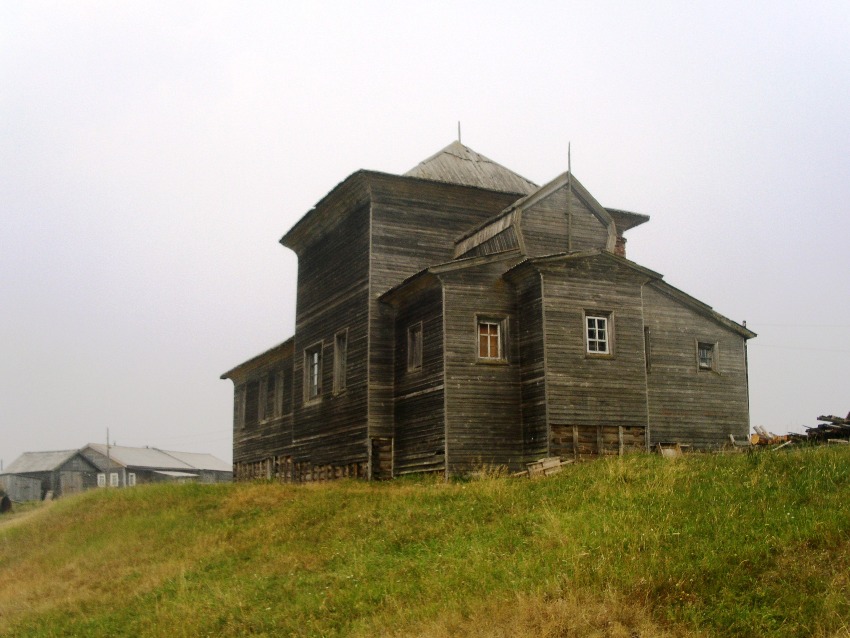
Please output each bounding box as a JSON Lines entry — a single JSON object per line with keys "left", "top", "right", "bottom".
{"left": 0, "top": 450, "right": 100, "bottom": 501}
{"left": 2, "top": 445, "right": 232, "bottom": 500}
{"left": 222, "top": 142, "right": 755, "bottom": 481}
{"left": 80, "top": 444, "right": 233, "bottom": 487}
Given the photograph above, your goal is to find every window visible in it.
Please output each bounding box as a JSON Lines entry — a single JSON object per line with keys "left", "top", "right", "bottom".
{"left": 244, "top": 380, "right": 259, "bottom": 427}
{"left": 586, "top": 313, "right": 611, "bottom": 355}
{"left": 128, "top": 473, "right": 136, "bottom": 487}
{"left": 263, "top": 372, "right": 277, "bottom": 419}
{"left": 109, "top": 472, "right": 119, "bottom": 487}
{"left": 697, "top": 341, "right": 716, "bottom": 371}
{"left": 477, "top": 317, "right": 506, "bottom": 361}
{"left": 304, "top": 343, "right": 322, "bottom": 401}
{"left": 407, "top": 323, "right": 423, "bottom": 371}
{"left": 334, "top": 331, "right": 348, "bottom": 393}
{"left": 234, "top": 384, "right": 246, "bottom": 429}
{"left": 644, "top": 326, "right": 652, "bottom": 372}
{"left": 97, "top": 473, "right": 106, "bottom": 488}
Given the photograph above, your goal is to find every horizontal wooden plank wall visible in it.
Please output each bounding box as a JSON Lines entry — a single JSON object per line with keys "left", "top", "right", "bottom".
{"left": 642, "top": 284, "right": 750, "bottom": 447}
{"left": 391, "top": 283, "right": 446, "bottom": 475}
{"left": 460, "top": 227, "right": 519, "bottom": 259}
{"left": 510, "top": 266, "right": 549, "bottom": 460}
{"left": 539, "top": 256, "right": 650, "bottom": 436}
{"left": 521, "top": 186, "right": 608, "bottom": 257}
{"left": 369, "top": 175, "right": 523, "bottom": 445}
{"left": 291, "top": 200, "right": 371, "bottom": 467}
{"left": 441, "top": 258, "right": 525, "bottom": 474}
{"left": 231, "top": 344, "right": 296, "bottom": 467}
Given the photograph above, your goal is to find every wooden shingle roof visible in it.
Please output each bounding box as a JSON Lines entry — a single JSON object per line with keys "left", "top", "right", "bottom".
{"left": 404, "top": 141, "right": 538, "bottom": 195}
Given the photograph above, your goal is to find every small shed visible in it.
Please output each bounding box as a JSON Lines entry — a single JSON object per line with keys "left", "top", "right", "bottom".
{"left": 0, "top": 450, "right": 101, "bottom": 501}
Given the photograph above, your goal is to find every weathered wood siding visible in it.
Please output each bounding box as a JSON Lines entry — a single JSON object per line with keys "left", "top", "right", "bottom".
{"left": 291, "top": 198, "right": 371, "bottom": 466}
{"left": 369, "top": 175, "right": 522, "bottom": 444}
{"left": 441, "top": 258, "right": 524, "bottom": 474}
{"left": 642, "top": 284, "right": 750, "bottom": 447}
{"left": 538, "top": 256, "right": 649, "bottom": 443}
{"left": 460, "top": 227, "right": 519, "bottom": 258}
{"left": 232, "top": 343, "right": 295, "bottom": 466}
{"left": 521, "top": 187, "right": 609, "bottom": 257}
{"left": 511, "top": 267, "right": 549, "bottom": 460}
{"left": 391, "top": 284, "right": 446, "bottom": 475}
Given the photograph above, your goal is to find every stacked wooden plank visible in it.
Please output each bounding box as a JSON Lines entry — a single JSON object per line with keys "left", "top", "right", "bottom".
{"left": 788, "top": 414, "right": 850, "bottom": 444}
{"left": 527, "top": 457, "right": 572, "bottom": 478}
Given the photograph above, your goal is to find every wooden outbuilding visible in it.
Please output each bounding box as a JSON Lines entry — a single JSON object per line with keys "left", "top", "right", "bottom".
{"left": 222, "top": 141, "right": 756, "bottom": 481}
{"left": 0, "top": 450, "right": 100, "bottom": 501}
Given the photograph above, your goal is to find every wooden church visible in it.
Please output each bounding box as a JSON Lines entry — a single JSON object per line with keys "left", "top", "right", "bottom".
{"left": 222, "top": 142, "right": 756, "bottom": 481}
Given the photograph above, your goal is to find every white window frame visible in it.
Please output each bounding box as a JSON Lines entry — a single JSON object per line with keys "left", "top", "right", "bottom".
{"left": 477, "top": 316, "right": 507, "bottom": 362}
{"left": 585, "top": 312, "right": 613, "bottom": 356}
{"left": 109, "top": 472, "right": 119, "bottom": 487}
{"left": 97, "top": 473, "right": 106, "bottom": 488}
{"left": 128, "top": 472, "right": 136, "bottom": 487}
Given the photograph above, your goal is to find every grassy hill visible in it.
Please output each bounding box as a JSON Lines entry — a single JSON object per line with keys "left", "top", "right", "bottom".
{"left": 1, "top": 447, "right": 849, "bottom": 637}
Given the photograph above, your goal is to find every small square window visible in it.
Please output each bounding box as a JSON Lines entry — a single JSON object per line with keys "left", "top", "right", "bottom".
{"left": 304, "top": 343, "right": 322, "bottom": 401}
{"left": 407, "top": 323, "right": 423, "bottom": 371}
{"left": 698, "top": 342, "right": 716, "bottom": 371}
{"left": 477, "top": 318, "right": 506, "bottom": 361}
{"left": 586, "top": 314, "right": 611, "bottom": 355}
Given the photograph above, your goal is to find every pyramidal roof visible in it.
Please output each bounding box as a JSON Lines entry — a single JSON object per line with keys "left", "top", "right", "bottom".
{"left": 404, "top": 141, "right": 538, "bottom": 195}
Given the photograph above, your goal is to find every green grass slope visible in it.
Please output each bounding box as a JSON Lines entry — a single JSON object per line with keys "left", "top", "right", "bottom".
{"left": 1, "top": 447, "right": 849, "bottom": 638}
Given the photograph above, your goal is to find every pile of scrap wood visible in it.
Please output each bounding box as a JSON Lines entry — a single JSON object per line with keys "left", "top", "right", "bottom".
{"left": 750, "top": 426, "right": 789, "bottom": 446}
{"left": 526, "top": 456, "right": 572, "bottom": 478}
{"left": 788, "top": 413, "right": 850, "bottom": 444}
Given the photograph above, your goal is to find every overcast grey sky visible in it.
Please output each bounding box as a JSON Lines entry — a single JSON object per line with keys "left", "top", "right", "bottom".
{"left": 2, "top": 1, "right": 848, "bottom": 467}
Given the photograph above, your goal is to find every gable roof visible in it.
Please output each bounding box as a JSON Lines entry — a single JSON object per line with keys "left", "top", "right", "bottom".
{"left": 506, "top": 250, "right": 756, "bottom": 339}
{"left": 83, "top": 444, "right": 231, "bottom": 472}
{"left": 404, "top": 141, "right": 538, "bottom": 195}
{"left": 163, "top": 450, "right": 233, "bottom": 473}
{"left": 454, "top": 171, "right": 618, "bottom": 258}
{"left": 647, "top": 279, "right": 757, "bottom": 339}
{"left": 3, "top": 450, "right": 82, "bottom": 474}
{"left": 84, "top": 444, "right": 194, "bottom": 470}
